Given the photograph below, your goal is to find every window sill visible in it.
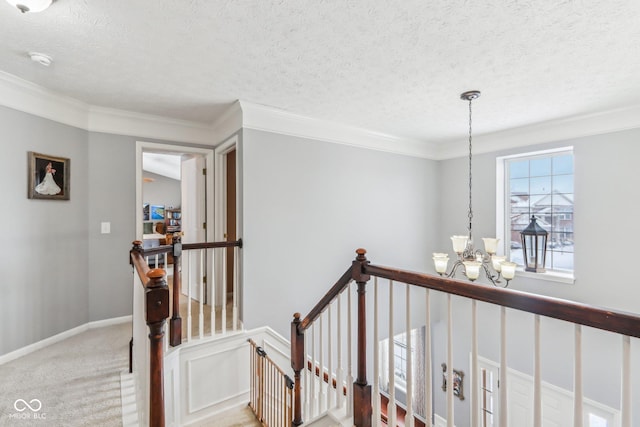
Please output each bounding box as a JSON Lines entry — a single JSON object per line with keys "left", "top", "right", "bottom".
{"left": 515, "top": 268, "right": 575, "bottom": 285}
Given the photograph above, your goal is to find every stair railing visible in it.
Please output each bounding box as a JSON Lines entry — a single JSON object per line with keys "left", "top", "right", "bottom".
{"left": 292, "top": 248, "right": 640, "bottom": 427}
{"left": 129, "top": 237, "right": 243, "bottom": 426}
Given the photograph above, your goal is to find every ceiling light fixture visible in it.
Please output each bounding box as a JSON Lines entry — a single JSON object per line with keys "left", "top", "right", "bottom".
{"left": 6, "top": 0, "right": 53, "bottom": 13}
{"left": 433, "top": 91, "right": 516, "bottom": 287}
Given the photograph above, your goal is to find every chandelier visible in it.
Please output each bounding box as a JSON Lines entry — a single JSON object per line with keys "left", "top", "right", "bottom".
{"left": 432, "top": 91, "right": 516, "bottom": 287}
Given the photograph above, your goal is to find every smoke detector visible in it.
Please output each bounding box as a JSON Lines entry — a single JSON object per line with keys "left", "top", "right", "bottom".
{"left": 29, "top": 52, "right": 53, "bottom": 67}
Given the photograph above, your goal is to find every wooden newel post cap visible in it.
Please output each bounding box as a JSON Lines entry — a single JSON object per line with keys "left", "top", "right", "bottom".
{"left": 293, "top": 312, "right": 301, "bottom": 322}
{"left": 355, "top": 248, "right": 367, "bottom": 261}
{"left": 147, "top": 268, "right": 166, "bottom": 280}
{"left": 132, "top": 240, "right": 143, "bottom": 251}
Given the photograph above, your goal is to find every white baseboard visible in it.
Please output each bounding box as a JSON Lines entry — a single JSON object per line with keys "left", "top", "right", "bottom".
{"left": 0, "top": 315, "right": 132, "bottom": 365}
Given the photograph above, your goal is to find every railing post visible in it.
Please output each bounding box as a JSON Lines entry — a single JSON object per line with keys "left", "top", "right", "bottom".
{"left": 129, "top": 240, "right": 144, "bottom": 375}
{"left": 146, "top": 268, "right": 170, "bottom": 427}
{"left": 291, "top": 312, "right": 304, "bottom": 426}
{"left": 170, "top": 235, "right": 182, "bottom": 346}
{"left": 352, "top": 248, "right": 372, "bottom": 427}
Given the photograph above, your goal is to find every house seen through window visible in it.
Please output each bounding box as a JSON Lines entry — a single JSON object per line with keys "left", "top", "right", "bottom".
{"left": 504, "top": 148, "right": 574, "bottom": 273}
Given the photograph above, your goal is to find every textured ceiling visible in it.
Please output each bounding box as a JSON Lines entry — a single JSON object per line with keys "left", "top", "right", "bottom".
{"left": 1, "top": 0, "right": 640, "bottom": 143}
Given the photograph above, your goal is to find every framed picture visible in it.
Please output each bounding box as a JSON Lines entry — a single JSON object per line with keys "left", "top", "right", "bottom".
{"left": 150, "top": 205, "right": 165, "bottom": 220}
{"left": 143, "top": 203, "right": 150, "bottom": 221}
{"left": 28, "top": 152, "right": 70, "bottom": 200}
{"left": 441, "top": 363, "right": 465, "bottom": 400}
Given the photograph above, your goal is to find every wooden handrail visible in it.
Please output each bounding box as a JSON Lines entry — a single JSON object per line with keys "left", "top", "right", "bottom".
{"left": 299, "top": 265, "right": 353, "bottom": 332}
{"left": 130, "top": 241, "right": 151, "bottom": 286}
{"left": 364, "top": 263, "right": 640, "bottom": 339}
{"left": 182, "top": 239, "right": 243, "bottom": 250}
{"left": 292, "top": 248, "right": 640, "bottom": 427}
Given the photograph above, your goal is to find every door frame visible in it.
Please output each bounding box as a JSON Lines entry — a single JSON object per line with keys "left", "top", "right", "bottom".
{"left": 214, "top": 135, "right": 238, "bottom": 244}
{"left": 213, "top": 135, "right": 239, "bottom": 309}
{"left": 135, "top": 141, "right": 214, "bottom": 242}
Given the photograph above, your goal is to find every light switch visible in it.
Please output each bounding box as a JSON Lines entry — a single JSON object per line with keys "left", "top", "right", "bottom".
{"left": 101, "top": 222, "right": 111, "bottom": 234}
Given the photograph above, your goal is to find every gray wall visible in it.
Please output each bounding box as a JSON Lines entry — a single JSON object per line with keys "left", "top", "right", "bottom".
{"left": 1, "top": 106, "right": 90, "bottom": 355}
{"left": 241, "top": 129, "right": 440, "bottom": 340}
{"left": 142, "top": 172, "right": 181, "bottom": 210}
{"left": 1, "top": 106, "right": 205, "bottom": 356}
{"left": 434, "top": 130, "right": 640, "bottom": 425}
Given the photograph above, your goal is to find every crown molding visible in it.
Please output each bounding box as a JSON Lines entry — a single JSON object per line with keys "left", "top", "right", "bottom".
{"left": 211, "top": 100, "right": 243, "bottom": 144}
{"left": 88, "top": 105, "right": 213, "bottom": 144}
{"left": 0, "top": 71, "right": 214, "bottom": 144}
{"left": 435, "top": 104, "right": 640, "bottom": 160}
{"left": 4, "top": 69, "right": 639, "bottom": 159}
{"left": 0, "top": 70, "right": 90, "bottom": 129}
{"left": 238, "top": 100, "right": 439, "bottom": 159}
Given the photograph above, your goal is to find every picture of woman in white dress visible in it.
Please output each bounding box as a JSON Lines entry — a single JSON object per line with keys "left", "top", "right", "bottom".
{"left": 35, "top": 162, "right": 62, "bottom": 195}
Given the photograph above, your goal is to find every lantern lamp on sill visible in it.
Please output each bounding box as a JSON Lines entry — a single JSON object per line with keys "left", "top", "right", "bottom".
{"left": 520, "top": 216, "right": 548, "bottom": 273}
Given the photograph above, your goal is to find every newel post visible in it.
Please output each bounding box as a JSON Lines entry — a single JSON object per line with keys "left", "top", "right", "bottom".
{"left": 146, "top": 268, "right": 170, "bottom": 427}
{"left": 169, "top": 234, "right": 182, "bottom": 347}
{"left": 291, "top": 312, "right": 304, "bottom": 426}
{"left": 352, "top": 248, "right": 372, "bottom": 427}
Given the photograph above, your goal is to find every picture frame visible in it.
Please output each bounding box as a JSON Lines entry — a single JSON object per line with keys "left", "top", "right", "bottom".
{"left": 28, "top": 151, "right": 70, "bottom": 200}
{"left": 150, "top": 205, "right": 165, "bottom": 220}
{"left": 143, "top": 203, "right": 150, "bottom": 221}
{"left": 441, "top": 363, "right": 465, "bottom": 400}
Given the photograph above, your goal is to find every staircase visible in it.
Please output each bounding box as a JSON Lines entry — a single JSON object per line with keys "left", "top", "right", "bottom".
{"left": 129, "top": 242, "right": 640, "bottom": 427}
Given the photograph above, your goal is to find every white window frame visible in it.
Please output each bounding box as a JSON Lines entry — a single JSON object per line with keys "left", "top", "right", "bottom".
{"left": 496, "top": 147, "right": 575, "bottom": 284}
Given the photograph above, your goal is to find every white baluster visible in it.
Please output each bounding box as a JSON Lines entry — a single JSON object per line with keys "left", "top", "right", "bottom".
{"left": 499, "top": 307, "right": 507, "bottom": 427}
{"left": 621, "top": 335, "right": 631, "bottom": 427}
{"left": 574, "top": 324, "right": 583, "bottom": 427}
{"left": 311, "top": 323, "right": 317, "bottom": 418}
{"left": 199, "top": 249, "right": 204, "bottom": 339}
{"left": 406, "top": 283, "right": 414, "bottom": 427}
{"left": 304, "top": 326, "right": 310, "bottom": 419}
{"left": 221, "top": 248, "right": 227, "bottom": 334}
{"left": 533, "top": 314, "right": 541, "bottom": 427}
{"left": 328, "top": 302, "right": 334, "bottom": 410}
{"left": 447, "top": 294, "right": 453, "bottom": 427}
{"left": 346, "top": 281, "right": 353, "bottom": 417}
{"left": 337, "top": 291, "right": 344, "bottom": 409}
{"left": 186, "top": 251, "right": 192, "bottom": 342}
{"left": 214, "top": 249, "right": 216, "bottom": 336}
{"left": 163, "top": 253, "right": 168, "bottom": 272}
{"left": 388, "top": 280, "right": 397, "bottom": 427}
{"left": 373, "top": 278, "right": 381, "bottom": 427}
{"left": 471, "top": 300, "right": 478, "bottom": 427}
{"left": 319, "top": 312, "right": 325, "bottom": 413}
{"left": 233, "top": 246, "right": 239, "bottom": 330}
{"left": 425, "top": 289, "right": 432, "bottom": 427}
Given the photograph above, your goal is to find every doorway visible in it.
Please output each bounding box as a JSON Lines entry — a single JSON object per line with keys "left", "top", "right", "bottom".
{"left": 136, "top": 141, "right": 214, "bottom": 302}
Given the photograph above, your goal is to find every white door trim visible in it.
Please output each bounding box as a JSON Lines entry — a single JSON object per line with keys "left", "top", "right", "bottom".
{"left": 135, "top": 141, "right": 214, "bottom": 242}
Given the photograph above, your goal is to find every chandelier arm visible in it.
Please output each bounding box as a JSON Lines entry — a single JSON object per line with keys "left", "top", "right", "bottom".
{"left": 446, "top": 260, "right": 465, "bottom": 278}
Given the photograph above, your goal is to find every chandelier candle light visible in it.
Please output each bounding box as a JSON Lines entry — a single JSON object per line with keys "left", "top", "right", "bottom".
{"left": 433, "top": 91, "right": 516, "bottom": 287}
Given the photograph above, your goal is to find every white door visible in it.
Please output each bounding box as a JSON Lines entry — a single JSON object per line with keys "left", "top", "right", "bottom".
{"left": 181, "top": 155, "right": 206, "bottom": 300}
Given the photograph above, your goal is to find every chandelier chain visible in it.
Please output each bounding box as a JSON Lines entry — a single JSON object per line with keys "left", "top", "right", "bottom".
{"left": 467, "top": 97, "right": 473, "bottom": 240}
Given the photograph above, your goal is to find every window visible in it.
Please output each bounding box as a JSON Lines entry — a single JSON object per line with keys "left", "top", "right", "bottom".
{"left": 501, "top": 148, "right": 574, "bottom": 274}
{"left": 393, "top": 332, "right": 412, "bottom": 387}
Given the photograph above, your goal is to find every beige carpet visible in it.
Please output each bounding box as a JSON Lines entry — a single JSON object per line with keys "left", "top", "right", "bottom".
{"left": 190, "top": 405, "right": 262, "bottom": 427}
{"left": 0, "top": 322, "right": 130, "bottom": 427}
